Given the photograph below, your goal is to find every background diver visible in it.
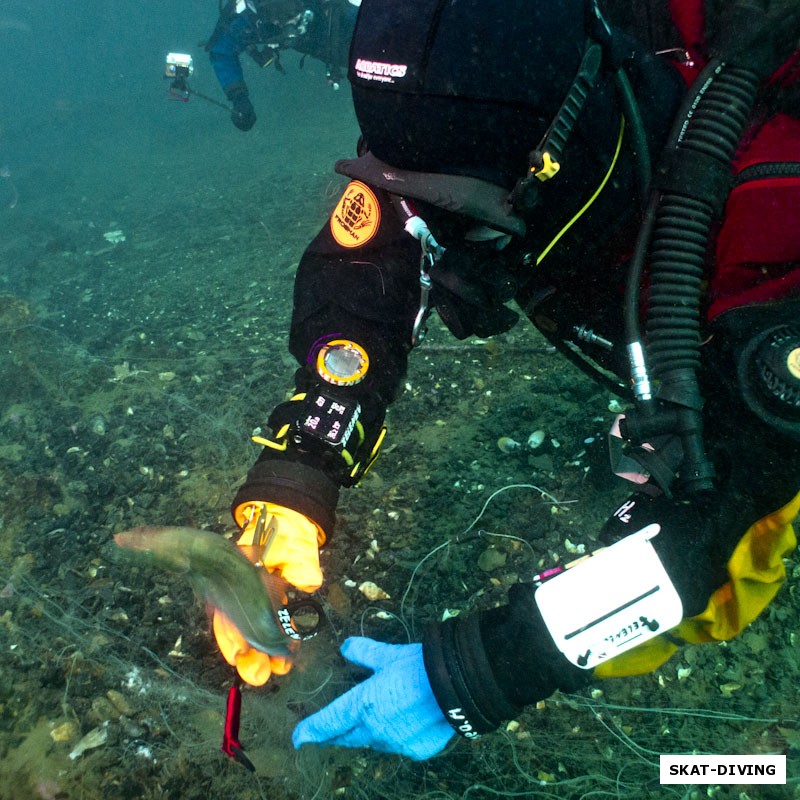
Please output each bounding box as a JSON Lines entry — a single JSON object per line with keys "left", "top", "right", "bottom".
{"left": 205, "top": 0, "right": 360, "bottom": 130}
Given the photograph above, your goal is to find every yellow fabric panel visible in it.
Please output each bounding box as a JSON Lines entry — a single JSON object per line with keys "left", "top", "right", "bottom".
{"left": 593, "top": 634, "right": 680, "bottom": 678}
{"left": 594, "top": 490, "right": 800, "bottom": 679}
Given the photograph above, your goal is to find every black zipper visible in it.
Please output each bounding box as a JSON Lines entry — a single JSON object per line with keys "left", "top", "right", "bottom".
{"left": 733, "top": 161, "right": 800, "bottom": 187}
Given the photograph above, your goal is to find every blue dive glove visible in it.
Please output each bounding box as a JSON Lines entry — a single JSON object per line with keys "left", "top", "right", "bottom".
{"left": 292, "top": 637, "right": 455, "bottom": 760}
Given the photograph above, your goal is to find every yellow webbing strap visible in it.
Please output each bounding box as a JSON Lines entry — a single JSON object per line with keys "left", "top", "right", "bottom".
{"left": 594, "top": 489, "right": 800, "bottom": 678}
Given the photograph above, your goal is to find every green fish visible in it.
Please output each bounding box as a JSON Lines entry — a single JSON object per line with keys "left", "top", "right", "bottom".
{"left": 114, "top": 526, "right": 291, "bottom": 656}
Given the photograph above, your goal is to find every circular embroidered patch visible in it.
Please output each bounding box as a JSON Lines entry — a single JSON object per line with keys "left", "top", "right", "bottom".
{"left": 330, "top": 180, "right": 381, "bottom": 248}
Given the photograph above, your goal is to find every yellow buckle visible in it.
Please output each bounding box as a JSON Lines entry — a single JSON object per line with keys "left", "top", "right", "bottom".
{"left": 533, "top": 151, "right": 561, "bottom": 182}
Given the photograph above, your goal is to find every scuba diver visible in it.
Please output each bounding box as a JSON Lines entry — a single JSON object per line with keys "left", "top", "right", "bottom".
{"left": 206, "top": 0, "right": 360, "bottom": 130}
{"left": 209, "top": 0, "right": 800, "bottom": 761}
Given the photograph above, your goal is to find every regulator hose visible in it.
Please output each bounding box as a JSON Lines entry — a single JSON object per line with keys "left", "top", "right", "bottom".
{"left": 646, "top": 61, "right": 759, "bottom": 384}
{"left": 624, "top": 59, "right": 760, "bottom": 495}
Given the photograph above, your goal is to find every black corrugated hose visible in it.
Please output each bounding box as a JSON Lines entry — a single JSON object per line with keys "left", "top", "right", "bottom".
{"left": 647, "top": 62, "right": 759, "bottom": 381}
{"left": 625, "top": 59, "right": 760, "bottom": 495}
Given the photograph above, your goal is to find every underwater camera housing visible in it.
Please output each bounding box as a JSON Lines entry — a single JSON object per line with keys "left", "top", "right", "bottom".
{"left": 164, "top": 52, "right": 193, "bottom": 80}
{"left": 164, "top": 52, "right": 194, "bottom": 98}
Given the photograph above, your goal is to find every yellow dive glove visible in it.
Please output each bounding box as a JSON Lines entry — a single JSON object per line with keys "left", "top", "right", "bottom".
{"left": 212, "top": 502, "right": 325, "bottom": 686}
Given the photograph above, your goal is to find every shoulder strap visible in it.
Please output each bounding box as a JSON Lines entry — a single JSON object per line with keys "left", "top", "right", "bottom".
{"left": 334, "top": 152, "right": 527, "bottom": 236}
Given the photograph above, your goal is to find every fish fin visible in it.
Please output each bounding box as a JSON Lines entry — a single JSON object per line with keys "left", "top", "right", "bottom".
{"left": 260, "top": 571, "right": 291, "bottom": 613}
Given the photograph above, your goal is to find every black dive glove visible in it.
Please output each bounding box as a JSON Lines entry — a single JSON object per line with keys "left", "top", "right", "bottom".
{"left": 707, "top": 0, "right": 800, "bottom": 77}
{"left": 431, "top": 243, "right": 519, "bottom": 339}
{"left": 226, "top": 82, "right": 257, "bottom": 131}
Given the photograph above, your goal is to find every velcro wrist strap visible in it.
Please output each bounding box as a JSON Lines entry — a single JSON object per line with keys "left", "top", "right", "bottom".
{"left": 264, "top": 389, "right": 385, "bottom": 487}
{"left": 232, "top": 458, "right": 339, "bottom": 541}
{"left": 423, "top": 616, "right": 521, "bottom": 738}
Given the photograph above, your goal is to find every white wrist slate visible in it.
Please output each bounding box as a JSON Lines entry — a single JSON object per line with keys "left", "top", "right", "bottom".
{"left": 535, "top": 524, "right": 683, "bottom": 669}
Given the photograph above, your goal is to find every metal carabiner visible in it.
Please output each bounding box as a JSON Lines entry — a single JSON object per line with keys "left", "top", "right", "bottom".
{"left": 412, "top": 250, "right": 434, "bottom": 346}
{"left": 399, "top": 201, "right": 444, "bottom": 347}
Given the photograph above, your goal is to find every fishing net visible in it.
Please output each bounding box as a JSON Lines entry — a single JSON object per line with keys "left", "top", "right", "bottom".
{"left": 2, "top": 313, "right": 797, "bottom": 800}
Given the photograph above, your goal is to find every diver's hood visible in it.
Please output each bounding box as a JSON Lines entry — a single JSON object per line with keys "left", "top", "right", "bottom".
{"left": 334, "top": 152, "right": 527, "bottom": 237}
